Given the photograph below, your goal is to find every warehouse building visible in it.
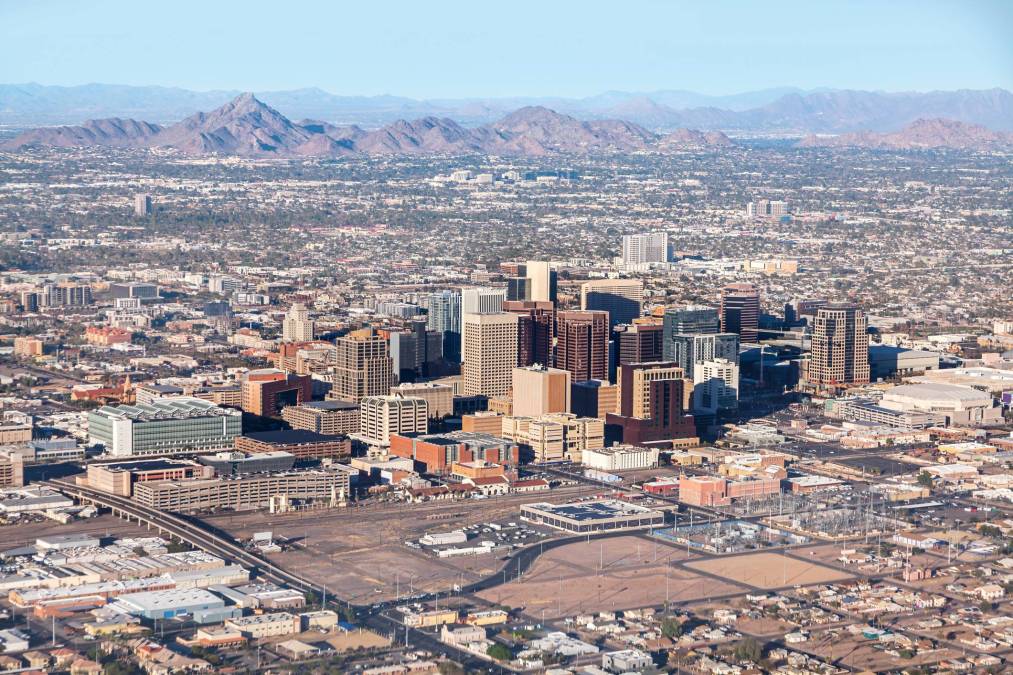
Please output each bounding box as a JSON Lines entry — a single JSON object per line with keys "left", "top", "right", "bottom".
{"left": 520, "top": 499, "right": 664, "bottom": 533}
{"left": 110, "top": 588, "right": 240, "bottom": 623}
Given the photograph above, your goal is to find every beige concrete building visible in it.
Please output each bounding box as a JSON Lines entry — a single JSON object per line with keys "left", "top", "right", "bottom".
{"left": 502, "top": 413, "right": 604, "bottom": 463}
{"left": 226, "top": 612, "right": 301, "bottom": 639}
{"left": 13, "top": 337, "right": 43, "bottom": 358}
{"left": 525, "top": 260, "right": 555, "bottom": 303}
{"left": 0, "top": 451, "right": 25, "bottom": 488}
{"left": 462, "top": 312, "right": 518, "bottom": 397}
{"left": 512, "top": 365, "right": 571, "bottom": 418}
{"left": 281, "top": 401, "right": 359, "bottom": 435}
{"left": 281, "top": 303, "right": 314, "bottom": 342}
{"left": 329, "top": 329, "right": 394, "bottom": 402}
{"left": 461, "top": 411, "right": 504, "bottom": 434}
{"left": 358, "top": 395, "right": 428, "bottom": 447}
{"left": 390, "top": 382, "right": 454, "bottom": 419}
{"left": 0, "top": 411, "right": 33, "bottom": 444}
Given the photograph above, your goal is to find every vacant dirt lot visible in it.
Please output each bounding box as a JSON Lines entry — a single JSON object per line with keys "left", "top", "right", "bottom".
{"left": 200, "top": 493, "right": 586, "bottom": 603}
{"left": 685, "top": 551, "right": 854, "bottom": 589}
{"left": 475, "top": 536, "right": 743, "bottom": 619}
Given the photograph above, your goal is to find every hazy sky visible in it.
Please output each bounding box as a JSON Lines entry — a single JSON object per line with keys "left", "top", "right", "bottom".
{"left": 2, "top": 0, "right": 1011, "bottom": 97}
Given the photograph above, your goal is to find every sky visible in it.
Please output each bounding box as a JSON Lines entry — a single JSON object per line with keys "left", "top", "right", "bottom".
{"left": 2, "top": 0, "right": 1012, "bottom": 98}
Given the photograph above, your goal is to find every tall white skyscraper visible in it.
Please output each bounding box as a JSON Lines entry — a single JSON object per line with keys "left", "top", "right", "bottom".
{"left": 524, "top": 261, "right": 556, "bottom": 302}
{"left": 282, "top": 303, "right": 314, "bottom": 342}
{"left": 693, "top": 358, "right": 740, "bottom": 414}
{"left": 462, "top": 312, "right": 519, "bottom": 397}
{"left": 462, "top": 287, "right": 506, "bottom": 315}
{"left": 621, "top": 232, "right": 668, "bottom": 266}
{"left": 425, "top": 290, "right": 462, "bottom": 334}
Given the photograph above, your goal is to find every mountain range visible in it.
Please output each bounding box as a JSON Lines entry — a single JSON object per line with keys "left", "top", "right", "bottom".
{"left": 1, "top": 94, "right": 735, "bottom": 157}
{"left": 798, "top": 118, "right": 1013, "bottom": 150}
{"left": 1, "top": 83, "right": 1011, "bottom": 134}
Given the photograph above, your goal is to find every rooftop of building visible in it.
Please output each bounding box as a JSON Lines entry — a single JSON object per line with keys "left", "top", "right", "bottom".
{"left": 91, "top": 458, "right": 203, "bottom": 473}
{"left": 197, "top": 450, "right": 295, "bottom": 462}
{"left": 523, "top": 499, "right": 660, "bottom": 520}
{"left": 241, "top": 429, "right": 347, "bottom": 445}
{"left": 116, "top": 588, "right": 222, "bottom": 611}
{"left": 297, "top": 400, "right": 359, "bottom": 412}
{"left": 91, "top": 398, "right": 236, "bottom": 422}
{"left": 136, "top": 384, "right": 184, "bottom": 393}
{"left": 885, "top": 383, "right": 991, "bottom": 403}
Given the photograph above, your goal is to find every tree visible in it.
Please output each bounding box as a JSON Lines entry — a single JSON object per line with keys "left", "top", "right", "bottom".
{"left": 661, "top": 616, "right": 682, "bottom": 639}
{"left": 733, "top": 637, "right": 762, "bottom": 663}
{"left": 916, "top": 471, "right": 934, "bottom": 488}
{"left": 486, "top": 643, "right": 512, "bottom": 661}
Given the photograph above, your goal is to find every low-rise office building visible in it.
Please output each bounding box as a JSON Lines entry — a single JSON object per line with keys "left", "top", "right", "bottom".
{"left": 582, "top": 445, "right": 659, "bottom": 471}
{"left": 281, "top": 401, "right": 359, "bottom": 435}
{"left": 520, "top": 499, "right": 664, "bottom": 533}
{"left": 226, "top": 612, "right": 301, "bottom": 639}
{"left": 87, "top": 398, "right": 242, "bottom": 457}
{"left": 0, "top": 412, "right": 33, "bottom": 444}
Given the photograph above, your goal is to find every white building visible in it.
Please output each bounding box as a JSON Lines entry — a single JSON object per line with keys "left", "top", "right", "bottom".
{"left": 358, "top": 395, "right": 428, "bottom": 447}
{"left": 582, "top": 445, "right": 659, "bottom": 471}
{"left": 693, "top": 358, "right": 740, "bottom": 414}
{"left": 282, "top": 303, "right": 314, "bottom": 342}
{"left": 461, "top": 287, "right": 506, "bottom": 315}
{"left": 603, "top": 649, "right": 653, "bottom": 673}
{"left": 525, "top": 260, "right": 555, "bottom": 302}
{"left": 621, "top": 232, "right": 668, "bottom": 266}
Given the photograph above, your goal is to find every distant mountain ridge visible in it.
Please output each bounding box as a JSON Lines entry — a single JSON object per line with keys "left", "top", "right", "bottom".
{"left": 1, "top": 94, "right": 734, "bottom": 157}
{"left": 798, "top": 118, "right": 1013, "bottom": 150}
{"left": 1, "top": 83, "right": 1011, "bottom": 133}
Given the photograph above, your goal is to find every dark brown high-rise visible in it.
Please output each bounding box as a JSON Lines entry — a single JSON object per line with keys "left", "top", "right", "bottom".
{"left": 503, "top": 300, "right": 554, "bottom": 367}
{"left": 614, "top": 321, "right": 664, "bottom": 366}
{"left": 555, "top": 310, "right": 608, "bottom": 381}
{"left": 720, "top": 283, "right": 760, "bottom": 344}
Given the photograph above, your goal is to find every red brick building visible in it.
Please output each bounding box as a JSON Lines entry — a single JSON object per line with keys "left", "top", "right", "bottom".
{"left": 389, "top": 432, "right": 519, "bottom": 474}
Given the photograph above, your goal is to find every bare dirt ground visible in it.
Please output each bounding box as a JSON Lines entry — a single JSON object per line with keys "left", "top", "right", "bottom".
{"left": 801, "top": 629, "right": 960, "bottom": 673}
{"left": 685, "top": 551, "right": 854, "bottom": 590}
{"left": 475, "top": 536, "right": 743, "bottom": 620}
{"left": 200, "top": 490, "right": 586, "bottom": 603}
